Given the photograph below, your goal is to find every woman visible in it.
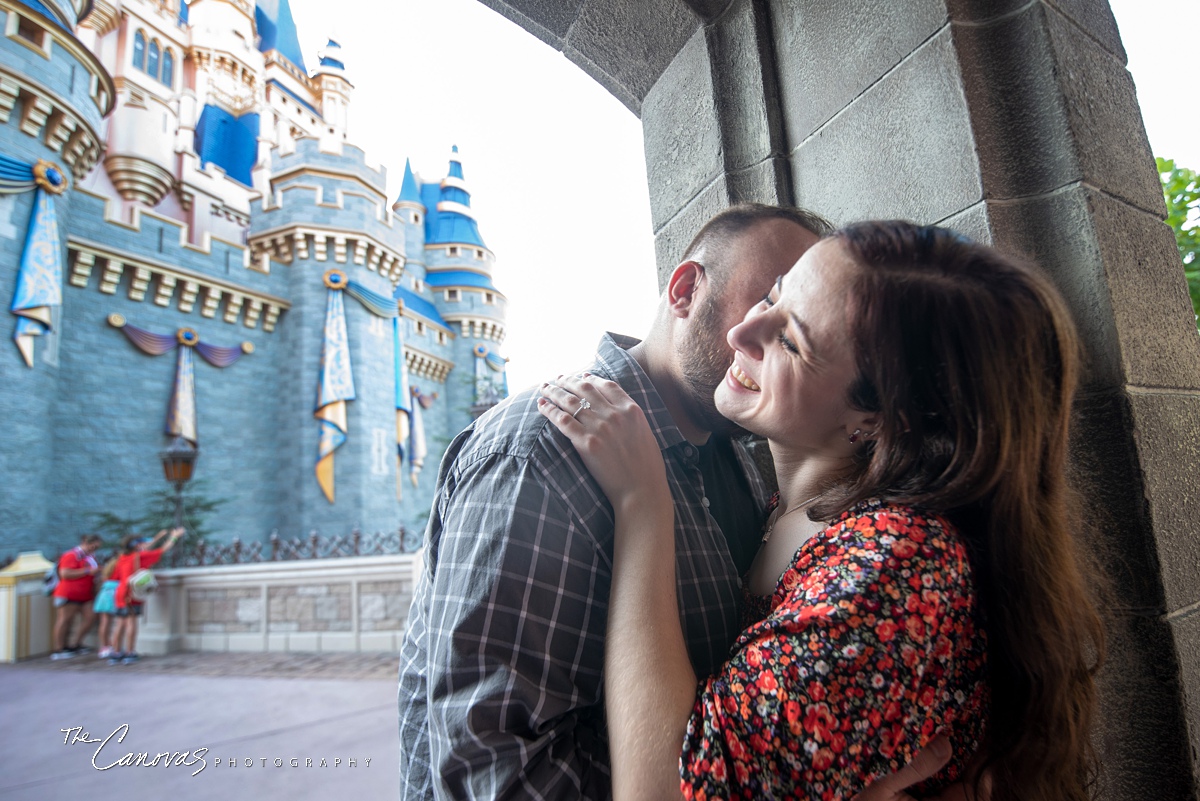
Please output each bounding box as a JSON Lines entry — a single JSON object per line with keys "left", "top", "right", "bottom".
{"left": 538, "top": 221, "right": 1104, "bottom": 801}
{"left": 109, "top": 527, "right": 183, "bottom": 665}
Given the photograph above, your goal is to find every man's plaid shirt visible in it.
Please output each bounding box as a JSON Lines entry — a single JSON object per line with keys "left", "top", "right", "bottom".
{"left": 397, "top": 334, "right": 769, "bottom": 800}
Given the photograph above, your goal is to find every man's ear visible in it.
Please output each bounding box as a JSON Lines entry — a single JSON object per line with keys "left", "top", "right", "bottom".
{"left": 666, "top": 261, "right": 704, "bottom": 319}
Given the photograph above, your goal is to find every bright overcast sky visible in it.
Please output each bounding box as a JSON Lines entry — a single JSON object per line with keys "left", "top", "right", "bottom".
{"left": 287, "top": 0, "right": 1193, "bottom": 392}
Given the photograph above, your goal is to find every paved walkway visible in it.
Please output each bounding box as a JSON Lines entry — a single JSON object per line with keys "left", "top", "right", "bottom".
{"left": 0, "top": 651, "right": 400, "bottom": 801}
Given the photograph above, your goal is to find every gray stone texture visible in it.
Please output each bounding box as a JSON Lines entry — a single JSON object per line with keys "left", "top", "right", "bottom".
{"left": 564, "top": 0, "right": 699, "bottom": 114}
{"left": 1128, "top": 391, "right": 1200, "bottom": 614}
{"left": 984, "top": 187, "right": 1200, "bottom": 393}
{"left": 478, "top": 0, "right": 699, "bottom": 114}
{"left": 1095, "top": 612, "right": 1198, "bottom": 799}
{"left": 950, "top": 3, "right": 1161, "bottom": 214}
{"left": 788, "top": 28, "right": 983, "bottom": 225}
{"left": 769, "top": 0, "right": 947, "bottom": 147}
{"left": 641, "top": 28, "right": 720, "bottom": 232}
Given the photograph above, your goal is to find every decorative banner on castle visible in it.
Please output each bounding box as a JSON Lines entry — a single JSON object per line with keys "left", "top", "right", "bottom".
{"left": 2, "top": 154, "right": 68, "bottom": 367}
{"left": 407, "top": 385, "right": 436, "bottom": 488}
{"left": 472, "top": 342, "right": 510, "bottom": 409}
{"left": 314, "top": 269, "right": 398, "bottom": 504}
{"left": 108, "top": 314, "right": 252, "bottom": 445}
{"left": 394, "top": 318, "right": 411, "bottom": 501}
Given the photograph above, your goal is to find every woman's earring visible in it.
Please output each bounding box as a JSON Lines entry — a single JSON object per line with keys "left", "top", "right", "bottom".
{"left": 849, "top": 428, "right": 862, "bottom": 444}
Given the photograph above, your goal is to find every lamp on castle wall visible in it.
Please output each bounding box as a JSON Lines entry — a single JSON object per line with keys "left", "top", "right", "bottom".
{"left": 160, "top": 436, "right": 198, "bottom": 529}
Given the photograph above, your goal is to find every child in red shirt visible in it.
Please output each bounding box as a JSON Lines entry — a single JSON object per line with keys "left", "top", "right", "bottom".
{"left": 109, "top": 528, "right": 183, "bottom": 665}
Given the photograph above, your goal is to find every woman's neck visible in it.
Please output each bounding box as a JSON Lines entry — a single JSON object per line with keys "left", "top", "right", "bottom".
{"left": 769, "top": 443, "right": 853, "bottom": 513}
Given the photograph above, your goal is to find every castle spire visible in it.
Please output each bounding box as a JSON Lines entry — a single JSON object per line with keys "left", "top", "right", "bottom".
{"left": 396, "top": 159, "right": 423, "bottom": 207}
{"left": 317, "top": 38, "right": 345, "bottom": 72}
{"left": 255, "top": 0, "right": 307, "bottom": 72}
{"left": 422, "top": 145, "right": 486, "bottom": 249}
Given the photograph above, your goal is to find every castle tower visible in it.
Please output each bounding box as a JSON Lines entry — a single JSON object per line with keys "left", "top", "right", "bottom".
{"left": 247, "top": 138, "right": 406, "bottom": 536}
{"left": 313, "top": 39, "right": 351, "bottom": 145}
{"left": 388, "top": 146, "right": 509, "bottom": 524}
{"left": 95, "top": 0, "right": 190, "bottom": 208}
{"left": 423, "top": 146, "right": 508, "bottom": 417}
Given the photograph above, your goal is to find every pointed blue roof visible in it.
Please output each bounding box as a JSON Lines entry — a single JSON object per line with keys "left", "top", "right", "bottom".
{"left": 394, "top": 286, "right": 448, "bottom": 328}
{"left": 422, "top": 146, "right": 487, "bottom": 249}
{"left": 397, "top": 159, "right": 422, "bottom": 205}
{"left": 256, "top": 0, "right": 306, "bottom": 72}
{"left": 318, "top": 37, "right": 344, "bottom": 70}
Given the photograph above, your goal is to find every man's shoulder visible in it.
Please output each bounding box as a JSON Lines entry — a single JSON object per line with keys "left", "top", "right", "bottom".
{"left": 451, "top": 386, "right": 558, "bottom": 468}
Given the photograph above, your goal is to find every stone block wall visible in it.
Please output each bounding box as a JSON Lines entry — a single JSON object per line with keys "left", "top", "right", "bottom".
{"left": 137, "top": 554, "right": 419, "bottom": 654}
{"left": 357, "top": 580, "right": 411, "bottom": 633}
{"left": 187, "top": 587, "right": 262, "bottom": 634}
{"left": 268, "top": 583, "right": 352, "bottom": 633}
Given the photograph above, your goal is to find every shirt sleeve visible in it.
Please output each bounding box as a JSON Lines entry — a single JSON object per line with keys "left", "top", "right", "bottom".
{"left": 680, "top": 509, "right": 985, "bottom": 799}
{"left": 422, "top": 451, "right": 611, "bottom": 800}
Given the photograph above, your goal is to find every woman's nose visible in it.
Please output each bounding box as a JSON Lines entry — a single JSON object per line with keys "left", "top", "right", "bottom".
{"left": 727, "top": 312, "right": 765, "bottom": 361}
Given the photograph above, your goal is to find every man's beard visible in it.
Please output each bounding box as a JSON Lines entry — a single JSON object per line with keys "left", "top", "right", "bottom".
{"left": 679, "top": 297, "right": 750, "bottom": 438}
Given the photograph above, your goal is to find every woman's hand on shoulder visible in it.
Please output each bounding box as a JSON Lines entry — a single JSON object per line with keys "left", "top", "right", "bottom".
{"left": 538, "top": 373, "right": 670, "bottom": 518}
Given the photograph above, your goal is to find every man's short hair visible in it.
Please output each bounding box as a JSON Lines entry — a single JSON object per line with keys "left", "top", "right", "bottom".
{"left": 81, "top": 534, "right": 102, "bottom": 546}
{"left": 679, "top": 204, "right": 833, "bottom": 293}
{"left": 680, "top": 203, "right": 834, "bottom": 279}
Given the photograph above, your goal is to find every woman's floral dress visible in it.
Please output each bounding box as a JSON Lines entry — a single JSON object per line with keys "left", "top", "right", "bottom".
{"left": 680, "top": 499, "right": 988, "bottom": 800}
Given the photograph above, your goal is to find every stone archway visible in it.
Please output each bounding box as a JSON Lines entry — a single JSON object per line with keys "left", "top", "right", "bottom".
{"left": 478, "top": 1, "right": 1200, "bottom": 797}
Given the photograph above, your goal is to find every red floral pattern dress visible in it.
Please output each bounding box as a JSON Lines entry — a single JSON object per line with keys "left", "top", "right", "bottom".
{"left": 681, "top": 499, "right": 988, "bottom": 800}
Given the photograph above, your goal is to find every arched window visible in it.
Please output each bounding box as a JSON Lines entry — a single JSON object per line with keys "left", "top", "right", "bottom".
{"left": 162, "top": 49, "right": 174, "bottom": 88}
{"left": 132, "top": 31, "right": 146, "bottom": 71}
{"left": 147, "top": 40, "right": 160, "bottom": 79}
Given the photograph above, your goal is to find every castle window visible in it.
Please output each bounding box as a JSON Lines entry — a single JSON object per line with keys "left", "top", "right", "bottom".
{"left": 14, "top": 15, "right": 44, "bottom": 47}
{"left": 162, "top": 49, "right": 174, "bottom": 88}
{"left": 485, "top": 292, "right": 495, "bottom": 305}
{"left": 445, "top": 289, "right": 459, "bottom": 302}
{"left": 412, "top": 212, "right": 421, "bottom": 224}
{"left": 448, "top": 246, "right": 459, "bottom": 257}
{"left": 437, "top": 331, "right": 447, "bottom": 345}
{"left": 416, "top": 321, "right": 426, "bottom": 335}
{"left": 133, "top": 31, "right": 146, "bottom": 71}
{"left": 475, "top": 249, "right": 484, "bottom": 259}
{"left": 147, "top": 40, "right": 160, "bottom": 78}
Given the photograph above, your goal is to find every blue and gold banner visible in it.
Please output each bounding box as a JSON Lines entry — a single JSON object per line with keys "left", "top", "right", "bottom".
{"left": 109, "top": 315, "right": 250, "bottom": 447}
{"left": 393, "top": 318, "right": 411, "bottom": 500}
{"left": 314, "top": 271, "right": 356, "bottom": 503}
{"left": 5, "top": 156, "right": 68, "bottom": 367}
{"left": 314, "top": 269, "right": 401, "bottom": 504}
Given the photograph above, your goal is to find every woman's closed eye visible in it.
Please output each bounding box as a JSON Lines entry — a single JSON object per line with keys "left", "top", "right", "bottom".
{"left": 777, "top": 330, "right": 800, "bottom": 354}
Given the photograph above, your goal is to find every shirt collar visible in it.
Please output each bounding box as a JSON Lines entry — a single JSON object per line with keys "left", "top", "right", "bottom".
{"left": 591, "top": 333, "right": 689, "bottom": 454}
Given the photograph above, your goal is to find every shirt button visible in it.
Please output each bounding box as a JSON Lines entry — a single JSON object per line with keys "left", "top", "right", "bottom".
{"left": 683, "top": 445, "right": 695, "bottom": 458}
{"left": 701, "top": 497, "right": 711, "bottom": 508}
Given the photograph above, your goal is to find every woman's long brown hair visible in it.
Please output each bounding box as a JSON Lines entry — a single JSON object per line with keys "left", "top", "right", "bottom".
{"left": 812, "top": 221, "right": 1105, "bottom": 801}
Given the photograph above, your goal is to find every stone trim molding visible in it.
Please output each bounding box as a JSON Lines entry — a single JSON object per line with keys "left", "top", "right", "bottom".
{"left": 248, "top": 223, "right": 405, "bottom": 283}
{"left": 103, "top": 154, "right": 174, "bottom": 206}
{"left": 446, "top": 315, "right": 506, "bottom": 344}
{"left": 67, "top": 238, "right": 291, "bottom": 332}
{"left": 0, "top": 64, "right": 104, "bottom": 180}
{"left": 404, "top": 345, "right": 453, "bottom": 383}
{"left": 78, "top": 0, "right": 119, "bottom": 36}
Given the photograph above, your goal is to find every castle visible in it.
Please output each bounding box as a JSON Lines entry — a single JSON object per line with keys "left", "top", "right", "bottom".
{"left": 0, "top": 0, "right": 510, "bottom": 555}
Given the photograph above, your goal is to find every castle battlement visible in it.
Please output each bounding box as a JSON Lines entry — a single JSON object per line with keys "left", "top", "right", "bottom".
{"left": 269, "top": 135, "right": 386, "bottom": 193}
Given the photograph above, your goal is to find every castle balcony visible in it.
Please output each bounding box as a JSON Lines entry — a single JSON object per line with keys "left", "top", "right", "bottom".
{"left": 247, "top": 224, "right": 404, "bottom": 284}
{"left": 402, "top": 345, "right": 453, "bottom": 384}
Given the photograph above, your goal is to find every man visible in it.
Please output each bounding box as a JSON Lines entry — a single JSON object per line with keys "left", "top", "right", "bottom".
{"left": 397, "top": 205, "right": 955, "bottom": 799}
{"left": 51, "top": 533, "right": 102, "bottom": 659}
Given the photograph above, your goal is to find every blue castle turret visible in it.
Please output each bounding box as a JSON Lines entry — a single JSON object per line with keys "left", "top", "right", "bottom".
{"left": 390, "top": 146, "right": 509, "bottom": 525}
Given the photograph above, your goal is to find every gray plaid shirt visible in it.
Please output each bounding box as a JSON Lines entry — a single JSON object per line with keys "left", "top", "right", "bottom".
{"left": 397, "top": 334, "right": 769, "bottom": 800}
